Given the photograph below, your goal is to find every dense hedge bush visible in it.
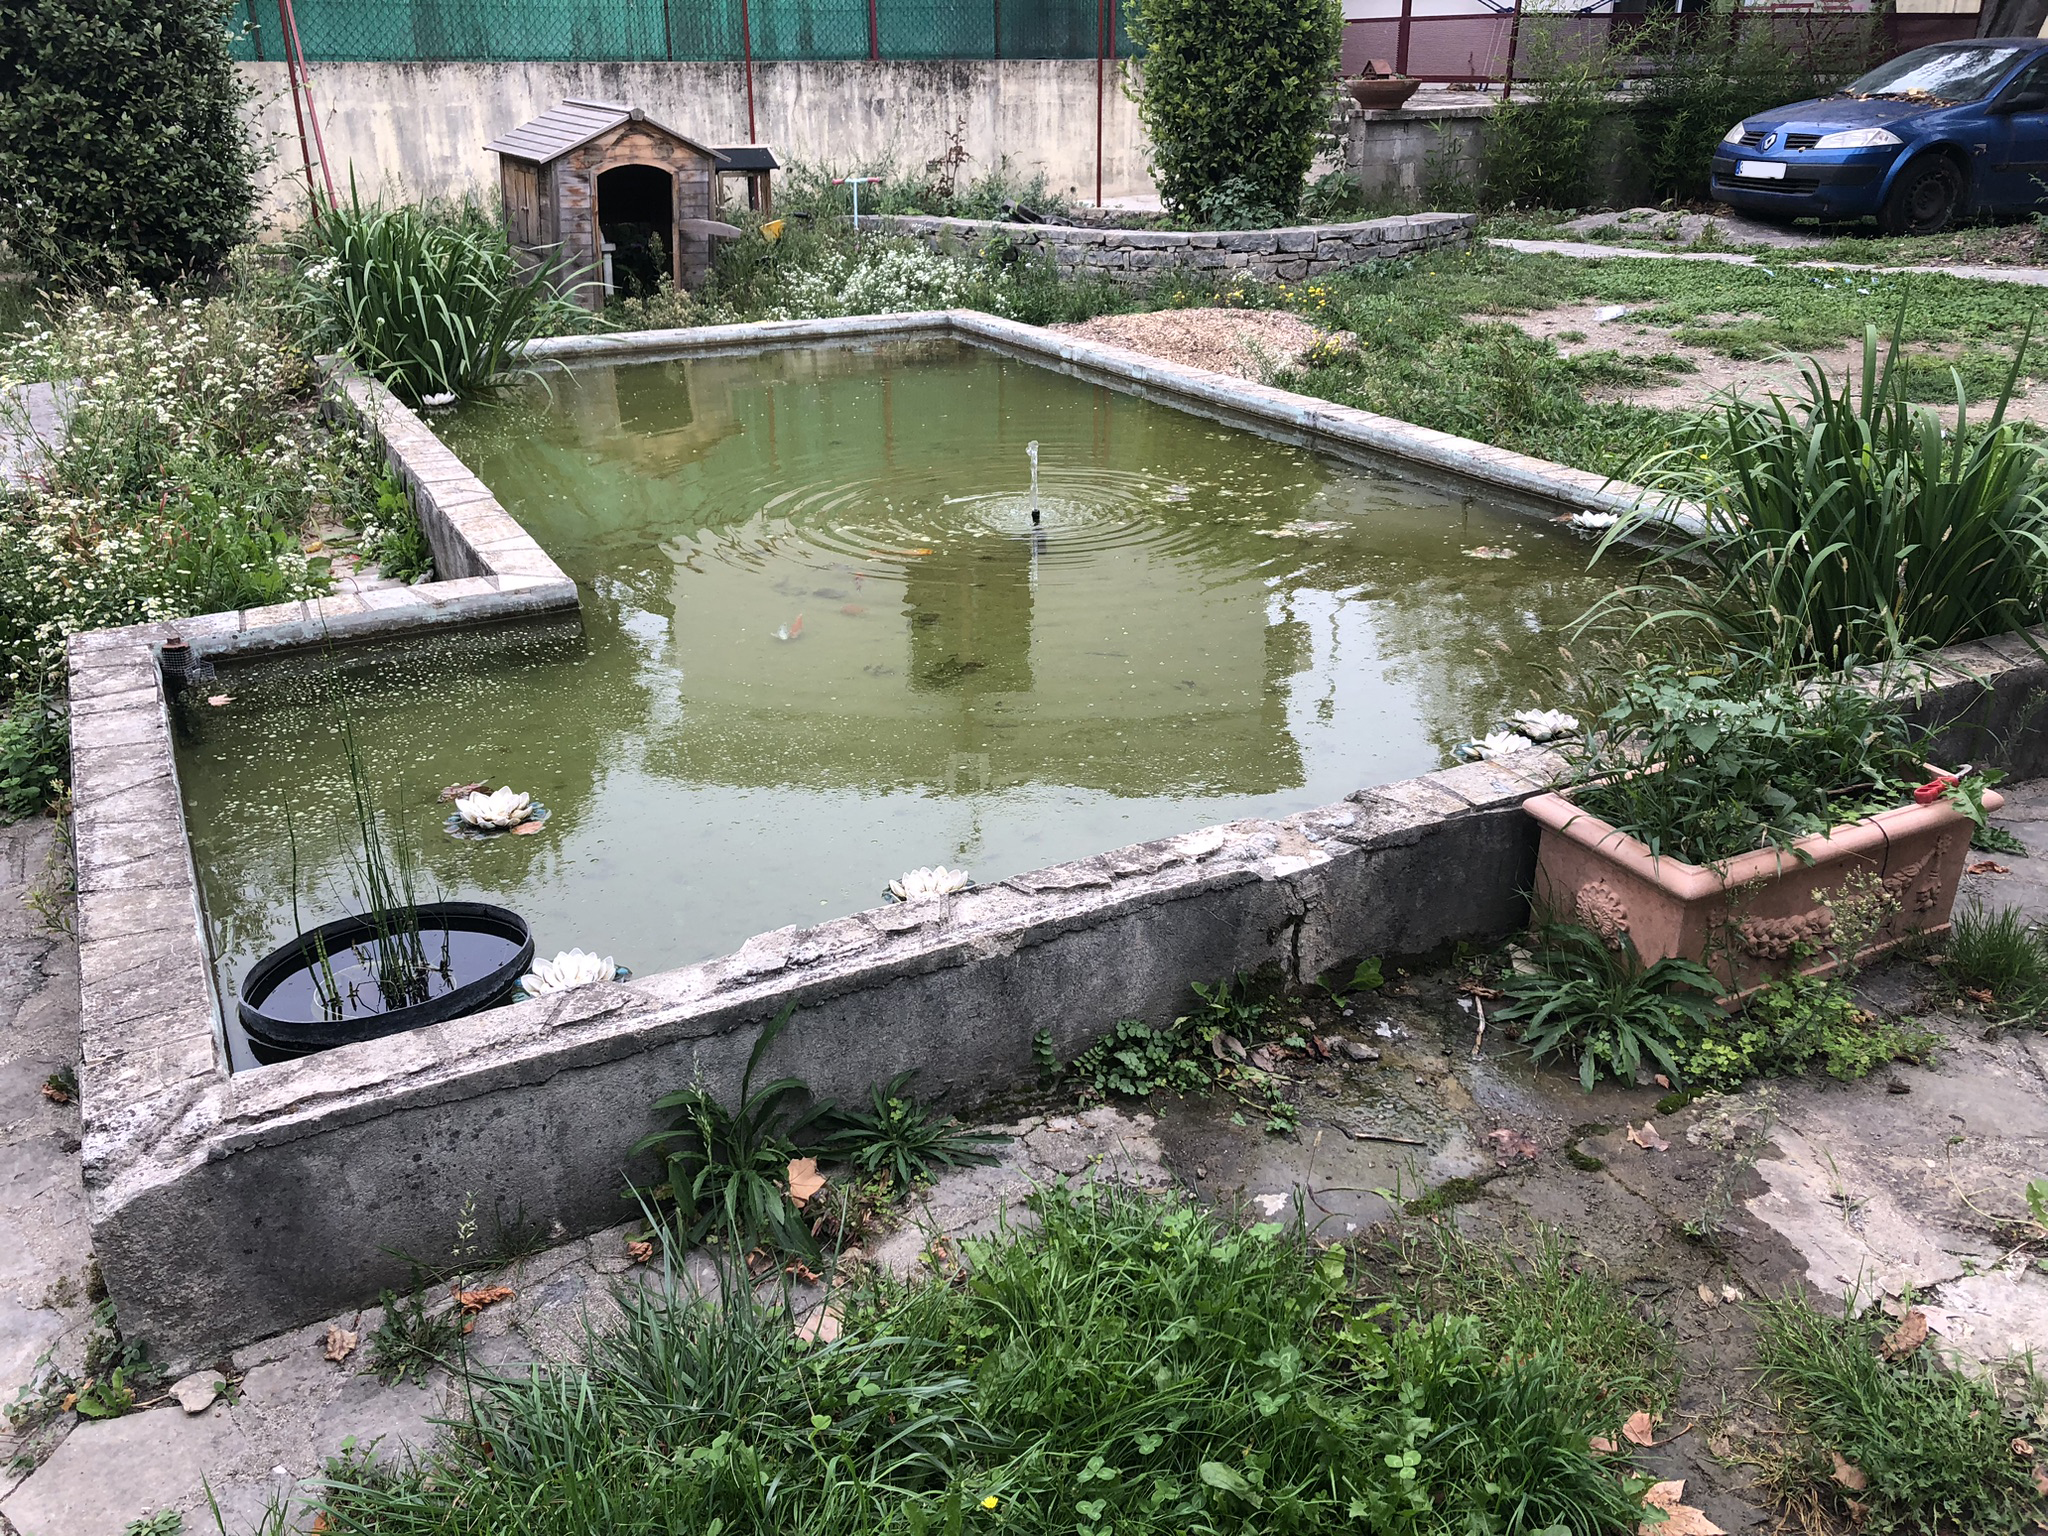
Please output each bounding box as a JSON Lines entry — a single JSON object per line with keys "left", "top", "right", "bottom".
{"left": 1128, "top": 0, "right": 1342, "bottom": 224}
{"left": 0, "top": 0, "right": 257, "bottom": 286}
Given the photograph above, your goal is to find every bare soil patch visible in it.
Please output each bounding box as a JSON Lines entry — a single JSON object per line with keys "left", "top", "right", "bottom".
{"left": 1051, "top": 307, "right": 1340, "bottom": 380}
{"left": 1507, "top": 300, "right": 2048, "bottom": 424}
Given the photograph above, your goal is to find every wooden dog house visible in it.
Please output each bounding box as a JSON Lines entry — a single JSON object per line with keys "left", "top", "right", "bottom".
{"left": 486, "top": 98, "right": 742, "bottom": 310}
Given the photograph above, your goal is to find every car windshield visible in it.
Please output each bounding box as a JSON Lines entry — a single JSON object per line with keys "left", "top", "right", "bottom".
{"left": 1839, "top": 44, "right": 2026, "bottom": 105}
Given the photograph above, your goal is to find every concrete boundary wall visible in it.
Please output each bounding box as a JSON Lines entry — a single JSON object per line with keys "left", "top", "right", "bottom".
{"left": 873, "top": 211, "right": 1476, "bottom": 287}
{"left": 240, "top": 58, "right": 1152, "bottom": 230}
{"left": 69, "top": 310, "right": 2026, "bottom": 1362}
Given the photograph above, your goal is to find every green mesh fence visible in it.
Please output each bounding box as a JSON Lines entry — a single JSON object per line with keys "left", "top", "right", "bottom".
{"left": 229, "top": 0, "right": 1139, "bottom": 63}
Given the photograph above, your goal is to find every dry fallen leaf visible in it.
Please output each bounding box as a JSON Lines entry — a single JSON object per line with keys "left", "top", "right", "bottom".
{"left": 39, "top": 1080, "right": 72, "bottom": 1104}
{"left": 1622, "top": 1410, "right": 1658, "bottom": 1447}
{"left": 1639, "top": 1479, "right": 1726, "bottom": 1536}
{"left": 322, "top": 1325, "right": 358, "bottom": 1363}
{"left": 1653, "top": 1073, "right": 1670, "bottom": 1089}
{"left": 1968, "top": 860, "right": 2011, "bottom": 875}
{"left": 1485, "top": 1127, "right": 1540, "bottom": 1165}
{"left": 1627, "top": 1120, "right": 1671, "bottom": 1152}
{"left": 626, "top": 1239, "right": 654, "bottom": 1265}
{"left": 1831, "top": 1451, "right": 1869, "bottom": 1491}
{"left": 311, "top": 1513, "right": 332, "bottom": 1535}
{"left": 2033, "top": 1463, "right": 2048, "bottom": 1497}
{"left": 795, "top": 1304, "right": 842, "bottom": 1344}
{"left": 2011, "top": 1436, "right": 2035, "bottom": 1458}
{"left": 1845, "top": 1497, "right": 1871, "bottom": 1526}
{"left": 1456, "top": 979, "right": 1503, "bottom": 999}
{"left": 206, "top": 694, "right": 231, "bottom": 707}
{"left": 509, "top": 819, "right": 545, "bottom": 835}
{"left": 1965, "top": 987, "right": 1997, "bottom": 1006}
{"left": 1698, "top": 1282, "right": 1719, "bottom": 1306}
{"left": 439, "top": 781, "right": 490, "bottom": 802}
{"left": 455, "top": 1285, "right": 514, "bottom": 1314}
{"left": 1882, "top": 1308, "right": 1929, "bottom": 1361}
{"left": 787, "top": 1157, "right": 827, "bottom": 1206}
{"left": 1590, "top": 1434, "right": 1619, "bottom": 1453}
{"left": 1247, "top": 1045, "right": 1279, "bottom": 1072}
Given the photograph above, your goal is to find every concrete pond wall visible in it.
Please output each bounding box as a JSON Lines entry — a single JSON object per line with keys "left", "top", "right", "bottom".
{"left": 67, "top": 310, "right": 2048, "bottom": 1363}
{"left": 877, "top": 211, "right": 1475, "bottom": 288}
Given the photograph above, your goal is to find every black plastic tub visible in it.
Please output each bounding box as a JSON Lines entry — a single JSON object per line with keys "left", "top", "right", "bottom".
{"left": 239, "top": 901, "right": 533, "bottom": 1062}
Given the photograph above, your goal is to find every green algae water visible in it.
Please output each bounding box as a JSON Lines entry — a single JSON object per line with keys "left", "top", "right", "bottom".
{"left": 177, "top": 338, "right": 1616, "bottom": 1062}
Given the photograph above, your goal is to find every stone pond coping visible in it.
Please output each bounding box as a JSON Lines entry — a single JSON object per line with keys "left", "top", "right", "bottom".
{"left": 868, "top": 211, "right": 1476, "bottom": 288}
{"left": 67, "top": 311, "right": 2004, "bottom": 1363}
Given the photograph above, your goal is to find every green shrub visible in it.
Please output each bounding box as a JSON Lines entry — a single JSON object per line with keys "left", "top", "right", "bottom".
{"left": 1480, "top": 35, "right": 1616, "bottom": 211}
{"left": 1561, "top": 663, "right": 1989, "bottom": 867}
{"left": 0, "top": 696, "right": 66, "bottom": 821}
{"left": 1756, "top": 1291, "right": 2046, "bottom": 1535}
{"left": 1495, "top": 923, "right": 1723, "bottom": 1089}
{"left": 1127, "top": 0, "right": 1343, "bottom": 222}
{"left": 0, "top": 0, "right": 257, "bottom": 286}
{"left": 292, "top": 188, "right": 582, "bottom": 405}
{"left": 1605, "top": 324, "right": 2048, "bottom": 671}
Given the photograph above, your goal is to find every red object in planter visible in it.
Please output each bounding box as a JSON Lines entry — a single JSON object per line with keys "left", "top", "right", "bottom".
{"left": 1523, "top": 785, "right": 1999, "bottom": 997}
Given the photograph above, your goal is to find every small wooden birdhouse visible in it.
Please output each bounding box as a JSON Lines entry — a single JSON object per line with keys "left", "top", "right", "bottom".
{"left": 485, "top": 98, "right": 740, "bottom": 311}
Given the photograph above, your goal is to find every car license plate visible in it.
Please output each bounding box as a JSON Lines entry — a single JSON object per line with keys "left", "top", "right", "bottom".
{"left": 1737, "top": 160, "right": 1787, "bottom": 180}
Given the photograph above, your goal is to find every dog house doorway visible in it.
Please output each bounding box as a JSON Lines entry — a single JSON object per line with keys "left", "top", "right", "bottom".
{"left": 597, "top": 163, "right": 675, "bottom": 298}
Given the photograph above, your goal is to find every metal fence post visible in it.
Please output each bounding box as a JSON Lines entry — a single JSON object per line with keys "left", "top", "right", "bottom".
{"left": 1501, "top": 0, "right": 1524, "bottom": 102}
{"left": 1397, "top": 0, "right": 1413, "bottom": 77}
{"left": 741, "top": 0, "right": 756, "bottom": 140}
{"left": 994, "top": 0, "right": 1001, "bottom": 58}
{"left": 869, "top": 0, "right": 881, "bottom": 59}
{"left": 661, "top": 0, "right": 672, "bottom": 61}
{"left": 1096, "top": 0, "right": 1106, "bottom": 205}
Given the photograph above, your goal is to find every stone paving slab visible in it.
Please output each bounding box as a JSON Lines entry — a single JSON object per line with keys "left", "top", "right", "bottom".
{"left": 1491, "top": 234, "right": 2048, "bottom": 289}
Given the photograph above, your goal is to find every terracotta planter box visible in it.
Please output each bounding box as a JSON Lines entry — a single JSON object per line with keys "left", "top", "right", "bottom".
{"left": 1523, "top": 787, "right": 2000, "bottom": 996}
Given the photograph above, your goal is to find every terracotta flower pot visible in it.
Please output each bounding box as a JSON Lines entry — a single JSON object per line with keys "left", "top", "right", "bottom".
{"left": 1345, "top": 76, "right": 1422, "bottom": 112}
{"left": 1523, "top": 786, "right": 2000, "bottom": 997}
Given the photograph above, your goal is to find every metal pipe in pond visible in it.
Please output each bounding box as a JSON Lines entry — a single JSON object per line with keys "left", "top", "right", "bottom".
{"left": 1028, "top": 439, "right": 1040, "bottom": 525}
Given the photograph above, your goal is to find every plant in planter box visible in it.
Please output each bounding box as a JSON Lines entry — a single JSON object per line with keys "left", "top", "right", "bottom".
{"left": 1525, "top": 665, "right": 2000, "bottom": 995}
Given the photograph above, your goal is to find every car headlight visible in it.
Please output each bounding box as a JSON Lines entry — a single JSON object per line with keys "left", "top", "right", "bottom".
{"left": 1811, "top": 127, "right": 1904, "bottom": 150}
{"left": 1722, "top": 122, "right": 1748, "bottom": 143}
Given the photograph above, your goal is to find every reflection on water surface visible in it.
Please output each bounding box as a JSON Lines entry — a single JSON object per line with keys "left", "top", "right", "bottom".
{"left": 178, "top": 338, "right": 1615, "bottom": 1064}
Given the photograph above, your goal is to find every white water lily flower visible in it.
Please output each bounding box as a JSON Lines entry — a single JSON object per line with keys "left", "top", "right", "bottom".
{"left": 1457, "top": 731, "right": 1534, "bottom": 762}
{"left": 520, "top": 948, "right": 616, "bottom": 996}
{"left": 419, "top": 391, "right": 457, "bottom": 409}
{"left": 1508, "top": 709, "right": 1580, "bottom": 743}
{"left": 888, "top": 866, "right": 972, "bottom": 901}
{"left": 1566, "top": 511, "right": 1618, "bottom": 532}
{"left": 455, "top": 786, "right": 532, "bottom": 829}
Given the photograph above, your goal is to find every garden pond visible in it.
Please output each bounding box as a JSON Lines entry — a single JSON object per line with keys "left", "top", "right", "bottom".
{"left": 176, "top": 337, "right": 1620, "bottom": 1065}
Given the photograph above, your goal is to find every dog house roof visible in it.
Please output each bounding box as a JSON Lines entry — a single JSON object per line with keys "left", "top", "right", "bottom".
{"left": 484, "top": 97, "right": 723, "bottom": 165}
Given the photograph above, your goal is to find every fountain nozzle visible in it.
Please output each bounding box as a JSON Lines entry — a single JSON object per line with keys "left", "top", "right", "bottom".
{"left": 1027, "top": 440, "right": 1040, "bottom": 526}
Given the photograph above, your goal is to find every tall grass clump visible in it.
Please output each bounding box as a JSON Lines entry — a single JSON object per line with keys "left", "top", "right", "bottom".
{"left": 314, "top": 1187, "right": 1658, "bottom": 1535}
{"left": 292, "top": 188, "right": 581, "bottom": 405}
{"left": 1604, "top": 324, "right": 2048, "bottom": 671}
{"left": 1756, "top": 1291, "right": 2047, "bottom": 1535}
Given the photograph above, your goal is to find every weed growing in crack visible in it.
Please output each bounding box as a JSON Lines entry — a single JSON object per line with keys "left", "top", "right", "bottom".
{"left": 366, "top": 1277, "right": 466, "bottom": 1386}
{"left": 815, "top": 1071, "right": 1008, "bottom": 1192}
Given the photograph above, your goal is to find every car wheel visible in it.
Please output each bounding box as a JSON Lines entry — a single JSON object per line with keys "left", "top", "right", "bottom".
{"left": 1881, "top": 155, "right": 1963, "bottom": 236}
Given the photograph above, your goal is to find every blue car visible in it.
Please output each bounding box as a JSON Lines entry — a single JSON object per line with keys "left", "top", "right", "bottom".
{"left": 1710, "top": 38, "right": 2048, "bottom": 234}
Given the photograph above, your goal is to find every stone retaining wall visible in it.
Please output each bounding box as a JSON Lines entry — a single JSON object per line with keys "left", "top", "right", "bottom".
{"left": 875, "top": 211, "right": 1476, "bottom": 287}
